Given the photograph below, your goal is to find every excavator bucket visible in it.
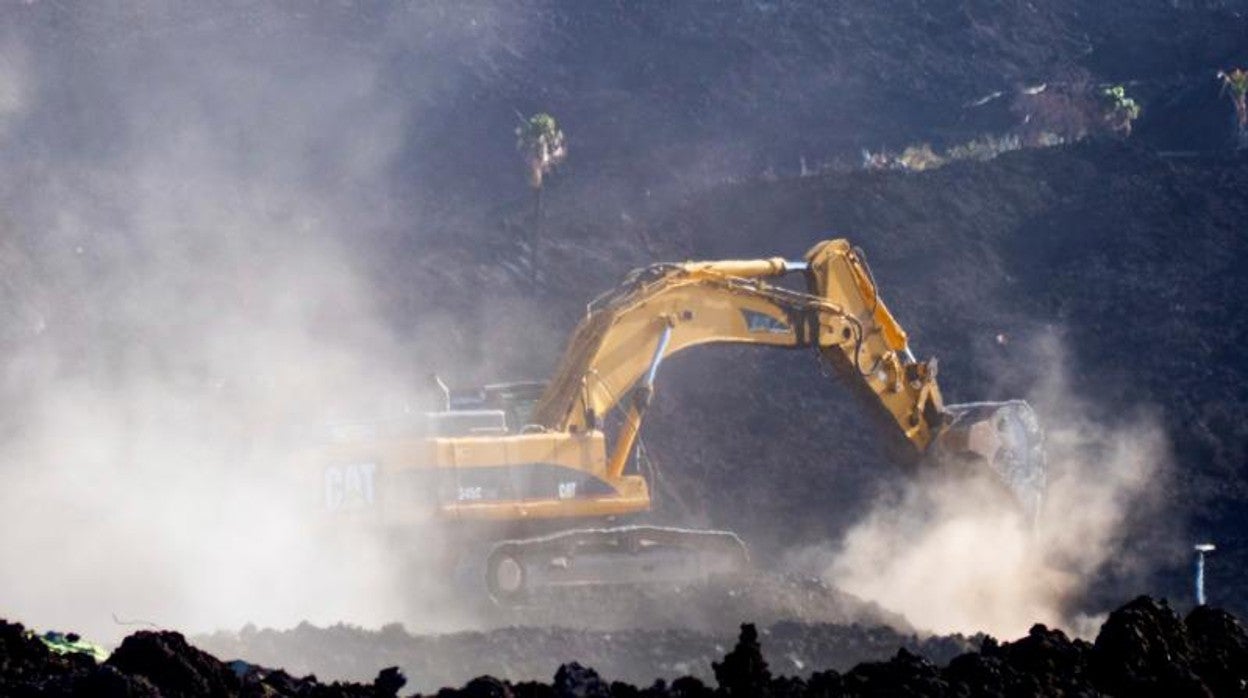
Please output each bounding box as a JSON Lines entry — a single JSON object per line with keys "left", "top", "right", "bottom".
{"left": 931, "top": 400, "right": 1046, "bottom": 524}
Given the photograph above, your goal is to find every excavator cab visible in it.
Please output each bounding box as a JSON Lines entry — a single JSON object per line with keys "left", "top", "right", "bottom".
{"left": 481, "top": 382, "right": 548, "bottom": 432}
{"left": 436, "top": 380, "right": 548, "bottom": 433}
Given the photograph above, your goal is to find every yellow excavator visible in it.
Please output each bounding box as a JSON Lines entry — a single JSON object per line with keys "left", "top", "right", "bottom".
{"left": 312, "top": 238, "right": 1045, "bottom": 602}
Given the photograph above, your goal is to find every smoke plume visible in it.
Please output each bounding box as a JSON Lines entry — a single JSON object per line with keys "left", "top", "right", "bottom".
{"left": 0, "top": 3, "right": 507, "bottom": 644}
{"left": 814, "top": 335, "right": 1171, "bottom": 638}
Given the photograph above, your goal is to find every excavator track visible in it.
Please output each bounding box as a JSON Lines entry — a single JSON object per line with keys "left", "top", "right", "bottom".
{"left": 484, "top": 525, "right": 750, "bottom": 605}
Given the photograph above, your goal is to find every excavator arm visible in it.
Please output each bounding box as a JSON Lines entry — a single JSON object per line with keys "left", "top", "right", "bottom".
{"left": 531, "top": 259, "right": 820, "bottom": 479}
{"left": 529, "top": 238, "right": 1044, "bottom": 517}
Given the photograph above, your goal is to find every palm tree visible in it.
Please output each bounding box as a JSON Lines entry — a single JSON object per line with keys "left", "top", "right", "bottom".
{"left": 1218, "top": 69, "right": 1248, "bottom": 148}
{"left": 515, "top": 112, "right": 567, "bottom": 220}
{"left": 1101, "top": 85, "right": 1141, "bottom": 137}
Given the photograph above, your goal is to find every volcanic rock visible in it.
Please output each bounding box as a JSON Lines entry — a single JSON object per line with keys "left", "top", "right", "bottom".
{"left": 1185, "top": 605, "right": 1248, "bottom": 696}
{"left": 9, "top": 596, "right": 1248, "bottom": 696}
{"left": 1090, "top": 596, "right": 1207, "bottom": 696}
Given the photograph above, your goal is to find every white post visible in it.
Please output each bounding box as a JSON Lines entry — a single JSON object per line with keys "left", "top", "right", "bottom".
{"left": 1195, "top": 543, "right": 1216, "bottom": 606}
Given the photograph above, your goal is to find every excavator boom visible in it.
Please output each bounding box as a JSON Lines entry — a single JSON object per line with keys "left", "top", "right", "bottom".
{"left": 530, "top": 239, "right": 1043, "bottom": 516}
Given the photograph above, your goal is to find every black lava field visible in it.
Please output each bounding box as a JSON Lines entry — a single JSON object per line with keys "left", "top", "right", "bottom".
{"left": 5, "top": 596, "right": 1248, "bottom": 696}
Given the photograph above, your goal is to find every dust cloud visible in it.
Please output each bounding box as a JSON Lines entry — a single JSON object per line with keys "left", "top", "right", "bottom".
{"left": 0, "top": 4, "right": 505, "bottom": 644}
{"left": 0, "top": 2, "right": 1179, "bottom": 652}
{"left": 803, "top": 336, "right": 1170, "bottom": 639}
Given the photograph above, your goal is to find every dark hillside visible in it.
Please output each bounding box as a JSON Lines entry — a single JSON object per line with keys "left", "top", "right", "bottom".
{"left": 509, "top": 142, "right": 1248, "bottom": 617}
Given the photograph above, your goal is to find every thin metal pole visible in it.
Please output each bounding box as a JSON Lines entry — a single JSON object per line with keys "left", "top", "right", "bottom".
{"left": 1196, "top": 552, "right": 1206, "bottom": 605}
{"left": 1195, "top": 543, "right": 1216, "bottom": 606}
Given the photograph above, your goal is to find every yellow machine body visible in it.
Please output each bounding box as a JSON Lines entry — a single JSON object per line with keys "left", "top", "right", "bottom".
{"left": 310, "top": 237, "right": 1044, "bottom": 599}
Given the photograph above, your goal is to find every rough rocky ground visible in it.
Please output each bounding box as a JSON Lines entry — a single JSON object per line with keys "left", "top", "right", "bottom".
{"left": 197, "top": 617, "right": 975, "bottom": 692}
{"left": 194, "top": 574, "right": 978, "bottom": 690}
{"left": 5, "top": 596, "right": 1247, "bottom": 696}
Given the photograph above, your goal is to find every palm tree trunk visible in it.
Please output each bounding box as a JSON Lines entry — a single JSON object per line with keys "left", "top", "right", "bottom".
{"left": 531, "top": 185, "right": 543, "bottom": 281}
{"left": 1237, "top": 98, "right": 1248, "bottom": 149}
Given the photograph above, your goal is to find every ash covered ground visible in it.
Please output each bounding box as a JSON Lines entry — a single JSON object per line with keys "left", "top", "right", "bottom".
{"left": 2, "top": 1, "right": 1248, "bottom": 696}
